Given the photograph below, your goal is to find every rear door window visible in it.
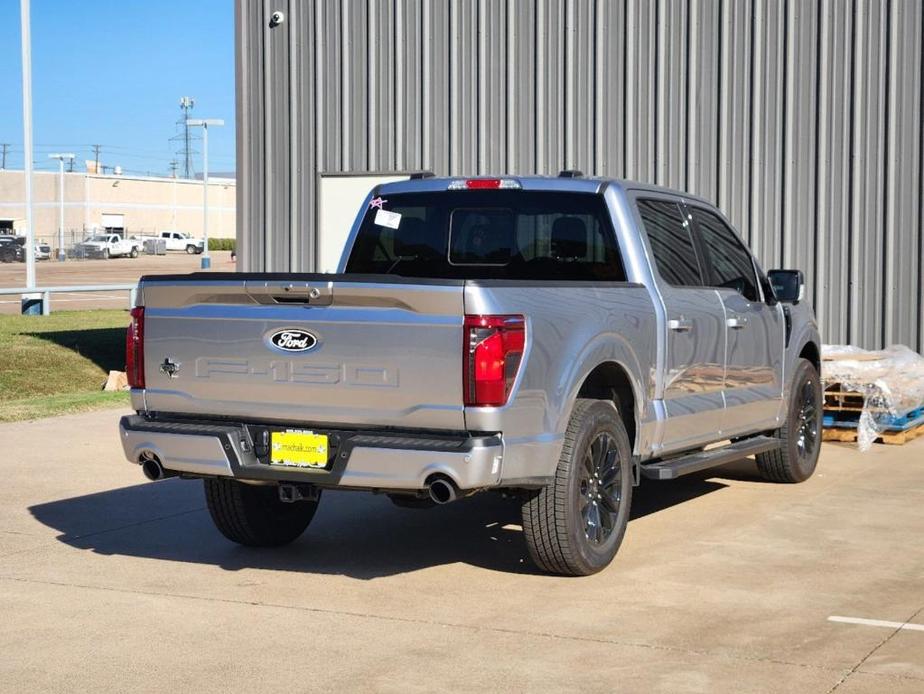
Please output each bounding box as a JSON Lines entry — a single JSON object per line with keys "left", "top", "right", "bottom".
{"left": 345, "top": 191, "right": 626, "bottom": 281}
{"left": 690, "top": 207, "right": 761, "bottom": 302}
{"left": 636, "top": 198, "right": 705, "bottom": 287}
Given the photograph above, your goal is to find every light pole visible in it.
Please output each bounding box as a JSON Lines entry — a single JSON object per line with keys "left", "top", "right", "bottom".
{"left": 186, "top": 118, "right": 224, "bottom": 269}
{"left": 49, "top": 153, "right": 74, "bottom": 261}
{"left": 20, "top": 0, "right": 37, "bottom": 312}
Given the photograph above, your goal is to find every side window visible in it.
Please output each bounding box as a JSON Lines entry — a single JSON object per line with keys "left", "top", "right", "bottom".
{"left": 637, "top": 199, "right": 704, "bottom": 287}
{"left": 691, "top": 207, "right": 760, "bottom": 302}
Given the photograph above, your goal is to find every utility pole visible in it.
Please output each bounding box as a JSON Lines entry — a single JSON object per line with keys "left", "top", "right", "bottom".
{"left": 186, "top": 118, "right": 223, "bottom": 269}
{"left": 0, "top": 144, "right": 9, "bottom": 169}
{"left": 91, "top": 144, "right": 102, "bottom": 173}
{"left": 178, "top": 97, "right": 195, "bottom": 178}
{"left": 49, "top": 153, "right": 74, "bottom": 261}
{"left": 170, "top": 97, "right": 197, "bottom": 179}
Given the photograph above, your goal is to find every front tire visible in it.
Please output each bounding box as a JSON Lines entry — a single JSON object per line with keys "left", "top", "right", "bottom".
{"left": 130, "top": 247, "right": 139, "bottom": 258}
{"left": 186, "top": 244, "right": 197, "bottom": 254}
{"left": 521, "top": 399, "right": 633, "bottom": 576}
{"left": 204, "top": 479, "right": 319, "bottom": 546}
{"left": 101, "top": 248, "right": 110, "bottom": 259}
{"left": 756, "top": 358, "right": 822, "bottom": 483}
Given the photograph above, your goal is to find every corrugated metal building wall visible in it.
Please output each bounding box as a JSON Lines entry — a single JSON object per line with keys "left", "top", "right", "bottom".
{"left": 236, "top": 0, "right": 924, "bottom": 351}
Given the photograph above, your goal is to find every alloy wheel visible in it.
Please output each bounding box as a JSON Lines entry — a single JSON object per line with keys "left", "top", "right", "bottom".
{"left": 578, "top": 432, "right": 623, "bottom": 544}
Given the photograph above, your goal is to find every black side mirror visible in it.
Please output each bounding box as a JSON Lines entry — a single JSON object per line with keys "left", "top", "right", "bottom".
{"left": 768, "top": 269, "right": 804, "bottom": 304}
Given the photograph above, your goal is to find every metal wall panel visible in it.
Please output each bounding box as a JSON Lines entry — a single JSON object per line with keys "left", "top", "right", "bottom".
{"left": 237, "top": 0, "right": 924, "bottom": 351}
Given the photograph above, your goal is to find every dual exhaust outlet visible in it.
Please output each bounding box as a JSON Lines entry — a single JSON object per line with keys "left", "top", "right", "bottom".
{"left": 138, "top": 451, "right": 461, "bottom": 505}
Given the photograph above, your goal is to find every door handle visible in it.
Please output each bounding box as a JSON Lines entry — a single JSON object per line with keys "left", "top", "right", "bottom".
{"left": 727, "top": 316, "right": 749, "bottom": 329}
{"left": 668, "top": 318, "right": 693, "bottom": 332}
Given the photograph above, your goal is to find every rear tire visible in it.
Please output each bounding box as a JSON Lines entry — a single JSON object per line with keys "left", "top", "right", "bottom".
{"left": 130, "top": 247, "right": 139, "bottom": 258}
{"left": 521, "top": 399, "right": 633, "bottom": 576}
{"left": 756, "top": 358, "right": 822, "bottom": 483}
{"left": 204, "top": 478, "right": 319, "bottom": 546}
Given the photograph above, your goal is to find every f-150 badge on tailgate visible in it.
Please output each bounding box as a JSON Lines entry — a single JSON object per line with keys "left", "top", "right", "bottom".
{"left": 269, "top": 329, "right": 318, "bottom": 352}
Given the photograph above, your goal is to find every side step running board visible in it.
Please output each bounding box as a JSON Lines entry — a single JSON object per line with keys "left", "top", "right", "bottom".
{"left": 640, "top": 435, "right": 780, "bottom": 481}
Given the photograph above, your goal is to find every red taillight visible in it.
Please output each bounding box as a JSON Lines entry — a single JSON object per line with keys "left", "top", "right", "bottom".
{"left": 126, "top": 306, "right": 145, "bottom": 389}
{"left": 463, "top": 314, "right": 526, "bottom": 407}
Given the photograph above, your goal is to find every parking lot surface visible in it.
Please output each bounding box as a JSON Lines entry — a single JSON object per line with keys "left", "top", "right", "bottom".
{"left": 0, "top": 251, "right": 234, "bottom": 314}
{"left": 1, "top": 408, "right": 922, "bottom": 692}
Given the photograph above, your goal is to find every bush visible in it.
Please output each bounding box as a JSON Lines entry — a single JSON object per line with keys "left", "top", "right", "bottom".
{"left": 208, "top": 238, "right": 236, "bottom": 251}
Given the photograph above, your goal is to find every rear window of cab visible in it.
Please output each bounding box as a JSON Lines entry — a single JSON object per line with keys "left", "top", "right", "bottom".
{"left": 345, "top": 191, "right": 626, "bottom": 281}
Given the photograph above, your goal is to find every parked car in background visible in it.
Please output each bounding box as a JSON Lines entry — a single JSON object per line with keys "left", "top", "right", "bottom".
{"left": 74, "top": 233, "right": 141, "bottom": 259}
{"left": 0, "top": 236, "right": 50, "bottom": 262}
{"left": 119, "top": 174, "right": 821, "bottom": 576}
{"left": 34, "top": 241, "right": 52, "bottom": 260}
{"left": 0, "top": 236, "right": 23, "bottom": 263}
{"left": 159, "top": 230, "right": 205, "bottom": 254}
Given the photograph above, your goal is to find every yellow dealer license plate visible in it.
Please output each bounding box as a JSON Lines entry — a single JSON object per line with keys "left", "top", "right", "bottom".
{"left": 270, "top": 430, "right": 329, "bottom": 469}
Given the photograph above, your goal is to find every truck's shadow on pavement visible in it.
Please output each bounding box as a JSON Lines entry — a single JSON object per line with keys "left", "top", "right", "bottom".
{"left": 28, "top": 465, "right": 756, "bottom": 578}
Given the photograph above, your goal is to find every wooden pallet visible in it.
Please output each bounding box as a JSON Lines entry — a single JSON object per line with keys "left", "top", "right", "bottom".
{"left": 823, "top": 385, "right": 890, "bottom": 413}
{"left": 822, "top": 421, "right": 924, "bottom": 445}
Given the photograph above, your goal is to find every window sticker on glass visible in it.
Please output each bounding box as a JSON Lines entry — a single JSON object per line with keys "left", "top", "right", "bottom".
{"left": 374, "top": 209, "right": 402, "bottom": 229}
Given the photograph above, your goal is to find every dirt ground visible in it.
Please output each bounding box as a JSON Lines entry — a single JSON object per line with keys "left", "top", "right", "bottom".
{"left": 0, "top": 251, "right": 235, "bottom": 314}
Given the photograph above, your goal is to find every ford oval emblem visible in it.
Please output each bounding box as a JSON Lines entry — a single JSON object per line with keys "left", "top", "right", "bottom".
{"left": 269, "top": 328, "right": 318, "bottom": 352}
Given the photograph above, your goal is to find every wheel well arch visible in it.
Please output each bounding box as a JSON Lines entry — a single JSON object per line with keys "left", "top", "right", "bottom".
{"left": 576, "top": 361, "right": 637, "bottom": 451}
{"left": 799, "top": 341, "right": 820, "bottom": 372}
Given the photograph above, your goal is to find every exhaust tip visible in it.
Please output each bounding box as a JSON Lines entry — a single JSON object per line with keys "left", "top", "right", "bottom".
{"left": 427, "top": 476, "right": 458, "bottom": 505}
{"left": 140, "top": 453, "right": 165, "bottom": 481}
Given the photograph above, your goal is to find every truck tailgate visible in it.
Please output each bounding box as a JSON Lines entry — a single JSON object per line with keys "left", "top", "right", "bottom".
{"left": 139, "top": 276, "right": 465, "bottom": 430}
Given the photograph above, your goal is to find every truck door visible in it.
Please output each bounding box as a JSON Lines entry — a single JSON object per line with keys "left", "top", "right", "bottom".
{"left": 636, "top": 197, "right": 727, "bottom": 453}
{"left": 688, "top": 205, "right": 784, "bottom": 435}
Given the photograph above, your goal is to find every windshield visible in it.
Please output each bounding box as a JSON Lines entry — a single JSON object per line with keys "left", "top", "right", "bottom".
{"left": 87, "top": 236, "right": 109, "bottom": 242}
{"left": 345, "top": 191, "right": 626, "bottom": 281}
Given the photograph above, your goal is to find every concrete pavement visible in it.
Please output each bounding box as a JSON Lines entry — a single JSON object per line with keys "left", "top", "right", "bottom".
{"left": 1, "top": 408, "right": 922, "bottom": 692}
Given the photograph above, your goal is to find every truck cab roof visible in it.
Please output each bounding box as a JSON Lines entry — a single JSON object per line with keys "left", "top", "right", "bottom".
{"left": 373, "top": 174, "right": 713, "bottom": 207}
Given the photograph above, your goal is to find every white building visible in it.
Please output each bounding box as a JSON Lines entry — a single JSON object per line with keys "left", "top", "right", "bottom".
{"left": 0, "top": 170, "right": 235, "bottom": 244}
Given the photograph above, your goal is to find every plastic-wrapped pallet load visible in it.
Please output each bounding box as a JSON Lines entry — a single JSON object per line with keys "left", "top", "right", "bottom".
{"left": 822, "top": 345, "right": 924, "bottom": 450}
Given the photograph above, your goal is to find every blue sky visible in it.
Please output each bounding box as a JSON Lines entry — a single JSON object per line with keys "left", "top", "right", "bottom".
{"left": 0, "top": 1, "right": 235, "bottom": 177}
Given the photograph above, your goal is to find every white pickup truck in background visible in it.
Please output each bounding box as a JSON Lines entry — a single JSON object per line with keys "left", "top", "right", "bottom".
{"left": 74, "top": 233, "right": 141, "bottom": 259}
{"left": 159, "top": 231, "right": 205, "bottom": 254}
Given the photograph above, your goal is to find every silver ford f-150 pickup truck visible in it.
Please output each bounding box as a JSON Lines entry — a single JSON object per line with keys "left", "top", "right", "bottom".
{"left": 119, "top": 173, "right": 821, "bottom": 575}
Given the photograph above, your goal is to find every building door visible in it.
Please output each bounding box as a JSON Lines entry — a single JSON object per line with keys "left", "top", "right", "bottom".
{"left": 317, "top": 173, "right": 411, "bottom": 273}
{"left": 101, "top": 213, "right": 125, "bottom": 235}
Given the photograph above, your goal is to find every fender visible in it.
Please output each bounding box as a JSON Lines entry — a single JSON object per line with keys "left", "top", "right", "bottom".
{"left": 556, "top": 331, "right": 652, "bottom": 455}
{"left": 785, "top": 302, "right": 822, "bottom": 399}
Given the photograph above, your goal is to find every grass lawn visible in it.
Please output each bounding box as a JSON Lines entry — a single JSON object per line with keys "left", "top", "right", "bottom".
{"left": 0, "top": 309, "right": 131, "bottom": 421}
